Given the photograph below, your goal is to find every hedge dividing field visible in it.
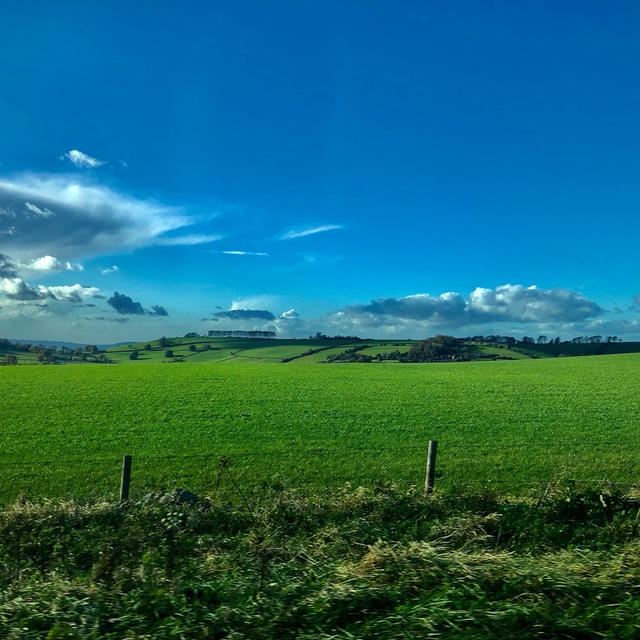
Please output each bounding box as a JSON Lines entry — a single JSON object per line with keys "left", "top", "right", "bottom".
{"left": 1, "top": 353, "right": 638, "bottom": 502}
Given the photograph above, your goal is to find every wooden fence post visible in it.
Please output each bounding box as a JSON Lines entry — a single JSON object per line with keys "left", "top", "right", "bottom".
{"left": 424, "top": 440, "right": 437, "bottom": 494}
{"left": 120, "top": 455, "right": 132, "bottom": 501}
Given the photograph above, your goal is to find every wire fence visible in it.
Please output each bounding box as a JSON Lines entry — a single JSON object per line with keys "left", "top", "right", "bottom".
{"left": 2, "top": 440, "right": 640, "bottom": 502}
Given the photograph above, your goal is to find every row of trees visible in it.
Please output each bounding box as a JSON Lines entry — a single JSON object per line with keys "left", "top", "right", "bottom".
{"left": 468, "top": 335, "right": 622, "bottom": 345}
{"left": 309, "top": 332, "right": 363, "bottom": 341}
{"left": 326, "top": 345, "right": 372, "bottom": 363}
{"left": 0, "top": 338, "right": 110, "bottom": 365}
{"left": 207, "top": 330, "right": 276, "bottom": 339}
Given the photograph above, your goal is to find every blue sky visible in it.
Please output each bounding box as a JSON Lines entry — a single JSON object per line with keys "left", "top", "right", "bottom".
{"left": 1, "top": 1, "right": 639, "bottom": 342}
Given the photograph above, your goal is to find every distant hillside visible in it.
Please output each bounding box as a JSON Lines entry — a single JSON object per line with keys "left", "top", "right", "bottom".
{"left": 9, "top": 339, "right": 133, "bottom": 350}
{"left": 105, "top": 336, "right": 371, "bottom": 364}
{"left": 5, "top": 334, "right": 640, "bottom": 366}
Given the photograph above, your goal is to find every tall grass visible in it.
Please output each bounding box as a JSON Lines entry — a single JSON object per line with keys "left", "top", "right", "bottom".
{"left": 2, "top": 485, "right": 640, "bottom": 638}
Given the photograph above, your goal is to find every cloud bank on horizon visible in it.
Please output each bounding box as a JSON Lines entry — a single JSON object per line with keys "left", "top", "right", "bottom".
{"left": 0, "top": 158, "right": 636, "bottom": 342}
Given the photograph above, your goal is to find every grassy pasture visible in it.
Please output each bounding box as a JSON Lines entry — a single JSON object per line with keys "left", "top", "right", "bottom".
{"left": 0, "top": 349, "right": 39, "bottom": 365}
{"left": 106, "top": 337, "right": 368, "bottom": 364}
{"left": 1, "top": 353, "right": 639, "bottom": 502}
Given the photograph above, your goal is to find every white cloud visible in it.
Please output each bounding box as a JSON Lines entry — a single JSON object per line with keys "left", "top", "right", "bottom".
{"left": 219, "top": 250, "right": 269, "bottom": 256}
{"left": 101, "top": 265, "right": 119, "bottom": 274}
{"left": 38, "top": 283, "right": 101, "bottom": 302}
{"left": 326, "top": 284, "right": 604, "bottom": 336}
{"left": 280, "top": 224, "right": 343, "bottom": 240}
{"left": 23, "top": 255, "right": 83, "bottom": 273}
{"left": 64, "top": 149, "right": 106, "bottom": 169}
{"left": 0, "top": 277, "right": 43, "bottom": 300}
{"left": 0, "top": 174, "right": 196, "bottom": 260}
{"left": 24, "top": 202, "right": 55, "bottom": 217}
{"left": 274, "top": 308, "right": 304, "bottom": 336}
{"left": 153, "top": 234, "right": 221, "bottom": 246}
{"left": 467, "top": 285, "right": 602, "bottom": 322}
{"left": 230, "top": 295, "right": 280, "bottom": 311}
{"left": 0, "top": 276, "right": 101, "bottom": 303}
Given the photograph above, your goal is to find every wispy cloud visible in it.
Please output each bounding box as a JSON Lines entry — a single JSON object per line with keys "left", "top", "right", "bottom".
{"left": 0, "top": 174, "right": 194, "bottom": 260}
{"left": 280, "top": 224, "right": 343, "bottom": 240}
{"left": 63, "top": 149, "right": 106, "bottom": 169}
{"left": 153, "top": 234, "right": 221, "bottom": 246}
{"left": 25, "top": 202, "right": 55, "bottom": 217}
{"left": 101, "top": 265, "right": 119, "bottom": 275}
{"left": 218, "top": 250, "right": 269, "bottom": 256}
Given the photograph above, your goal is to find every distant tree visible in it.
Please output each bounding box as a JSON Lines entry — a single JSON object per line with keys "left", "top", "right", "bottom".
{"left": 184, "top": 332, "right": 199, "bottom": 338}
{"left": 189, "top": 344, "right": 197, "bottom": 352}
{"left": 144, "top": 344, "right": 151, "bottom": 350}
{"left": 129, "top": 351, "right": 139, "bottom": 360}
{"left": 521, "top": 336, "right": 534, "bottom": 344}
{"left": 85, "top": 345, "right": 98, "bottom": 353}
{"left": 407, "top": 335, "right": 464, "bottom": 361}
{"left": 537, "top": 336, "right": 548, "bottom": 344}
{"left": 588, "top": 336, "right": 602, "bottom": 344}
{"left": 158, "top": 337, "right": 168, "bottom": 347}
{"left": 165, "top": 349, "right": 174, "bottom": 358}
{"left": 1, "top": 354, "right": 18, "bottom": 365}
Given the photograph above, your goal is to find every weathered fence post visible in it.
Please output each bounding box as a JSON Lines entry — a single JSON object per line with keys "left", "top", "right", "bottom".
{"left": 424, "top": 440, "right": 438, "bottom": 494}
{"left": 120, "top": 455, "right": 132, "bottom": 501}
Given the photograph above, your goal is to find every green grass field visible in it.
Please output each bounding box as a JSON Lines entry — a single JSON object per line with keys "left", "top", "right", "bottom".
{"left": 0, "top": 345, "right": 39, "bottom": 365}
{"left": 105, "top": 337, "right": 368, "bottom": 364}
{"left": 1, "top": 353, "right": 639, "bottom": 502}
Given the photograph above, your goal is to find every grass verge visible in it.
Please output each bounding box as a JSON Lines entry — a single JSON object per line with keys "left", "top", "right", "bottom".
{"left": 2, "top": 485, "right": 640, "bottom": 638}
